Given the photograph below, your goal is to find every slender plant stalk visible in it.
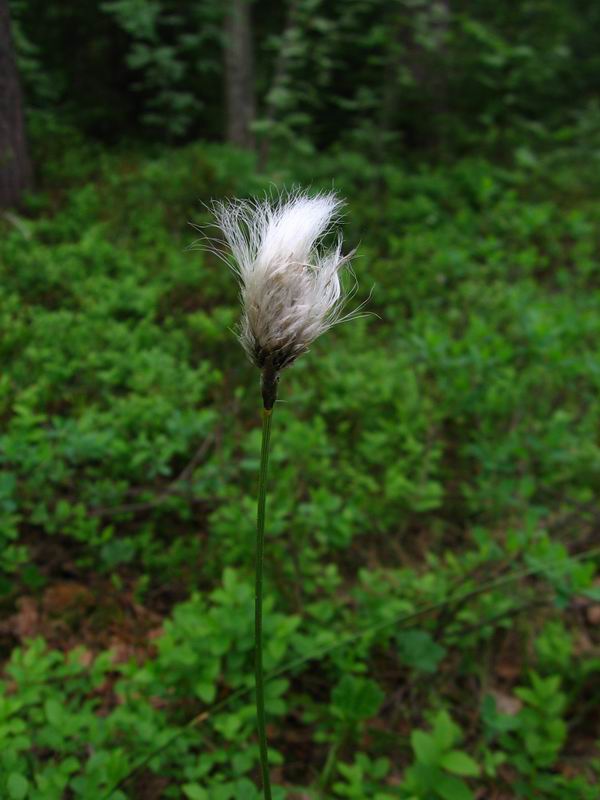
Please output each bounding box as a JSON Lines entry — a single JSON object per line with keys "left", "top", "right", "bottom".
{"left": 319, "top": 738, "right": 342, "bottom": 795}
{"left": 255, "top": 405, "right": 274, "bottom": 800}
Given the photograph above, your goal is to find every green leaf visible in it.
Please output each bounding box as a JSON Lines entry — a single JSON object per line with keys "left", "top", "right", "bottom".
{"left": 7, "top": 774, "right": 29, "bottom": 800}
{"left": 397, "top": 630, "right": 446, "bottom": 673}
{"left": 411, "top": 730, "right": 440, "bottom": 765}
{"left": 194, "top": 680, "right": 216, "bottom": 704}
{"left": 432, "top": 710, "right": 460, "bottom": 750}
{"left": 440, "top": 750, "right": 480, "bottom": 777}
{"left": 233, "top": 778, "right": 259, "bottom": 799}
{"left": 44, "top": 698, "right": 63, "bottom": 727}
{"left": 182, "top": 785, "right": 208, "bottom": 800}
{"left": 436, "top": 773, "right": 474, "bottom": 800}
{"left": 331, "top": 675, "right": 384, "bottom": 722}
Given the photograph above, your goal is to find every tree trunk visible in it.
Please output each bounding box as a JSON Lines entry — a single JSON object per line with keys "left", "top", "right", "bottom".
{"left": 415, "top": 0, "right": 450, "bottom": 119}
{"left": 224, "top": 0, "right": 255, "bottom": 150}
{"left": 0, "top": 0, "right": 32, "bottom": 209}
{"left": 380, "top": 0, "right": 450, "bottom": 154}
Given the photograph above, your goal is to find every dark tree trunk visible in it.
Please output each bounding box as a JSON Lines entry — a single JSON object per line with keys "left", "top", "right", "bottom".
{"left": 380, "top": 0, "right": 450, "bottom": 154}
{"left": 224, "top": 0, "right": 255, "bottom": 150}
{"left": 0, "top": 0, "right": 32, "bottom": 209}
{"left": 411, "top": 0, "right": 450, "bottom": 120}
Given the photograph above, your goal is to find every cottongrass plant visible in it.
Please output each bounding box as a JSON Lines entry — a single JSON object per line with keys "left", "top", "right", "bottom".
{"left": 212, "top": 190, "right": 359, "bottom": 798}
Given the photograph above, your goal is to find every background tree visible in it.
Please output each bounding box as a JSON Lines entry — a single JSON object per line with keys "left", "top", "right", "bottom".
{"left": 224, "top": 0, "right": 256, "bottom": 150}
{"left": 0, "top": 0, "right": 32, "bottom": 209}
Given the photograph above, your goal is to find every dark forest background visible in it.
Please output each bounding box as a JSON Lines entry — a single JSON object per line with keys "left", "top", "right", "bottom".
{"left": 4, "top": 0, "right": 600, "bottom": 196}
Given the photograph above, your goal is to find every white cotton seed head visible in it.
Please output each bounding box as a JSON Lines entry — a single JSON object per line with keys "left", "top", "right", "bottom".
{"left": 212, "top": 190, "right": 356, "bottom": 374}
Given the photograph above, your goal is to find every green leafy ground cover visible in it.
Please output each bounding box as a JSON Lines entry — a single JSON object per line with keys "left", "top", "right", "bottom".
{"left": 0, "top": 138, "right": 600, "bottom": 798}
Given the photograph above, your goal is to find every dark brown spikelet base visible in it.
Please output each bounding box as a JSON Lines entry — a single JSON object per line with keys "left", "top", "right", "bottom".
{"left": 254, "top": 344, "right": 298, "bottom": 410}
{"left": 261, "top": 365, "right": 278, "bottom": 410}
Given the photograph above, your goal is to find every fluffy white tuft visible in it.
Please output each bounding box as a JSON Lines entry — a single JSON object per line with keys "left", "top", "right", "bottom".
{"left": 212, "top": 190, "right": 357, "bottom": 372}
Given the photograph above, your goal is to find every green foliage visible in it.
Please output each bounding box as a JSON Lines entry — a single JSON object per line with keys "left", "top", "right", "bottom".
{"left": 100, "top": 0, "right": 221, "bottom": 137}
{"left": 0, "top": 140, "right": 599, "bottom": 797}
{"left": 397, "top": 630, "right": 446, "bottom": 674}
{"left": 401, "top": 711, "right": 480, "bottom": 800}
{"left": 331, "top": 675, "right": 385, "bottom": 724}
{"left": 0, "top": 571, "right": 298, "bottom": 798}
{"left": 333, "top": 754, "right": 394, "bottom": 799}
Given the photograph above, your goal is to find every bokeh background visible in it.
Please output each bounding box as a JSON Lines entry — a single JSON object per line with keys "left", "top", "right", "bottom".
{"left": 1, "top": 1, "right": 600, "bottom": 798}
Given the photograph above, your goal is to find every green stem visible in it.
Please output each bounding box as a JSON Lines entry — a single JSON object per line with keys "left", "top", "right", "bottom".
{"left": 255, "top": 406, "right": 274, "bottom": 800}
{"left": 319, "top": 739, "right": 341, "bottom": 795}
